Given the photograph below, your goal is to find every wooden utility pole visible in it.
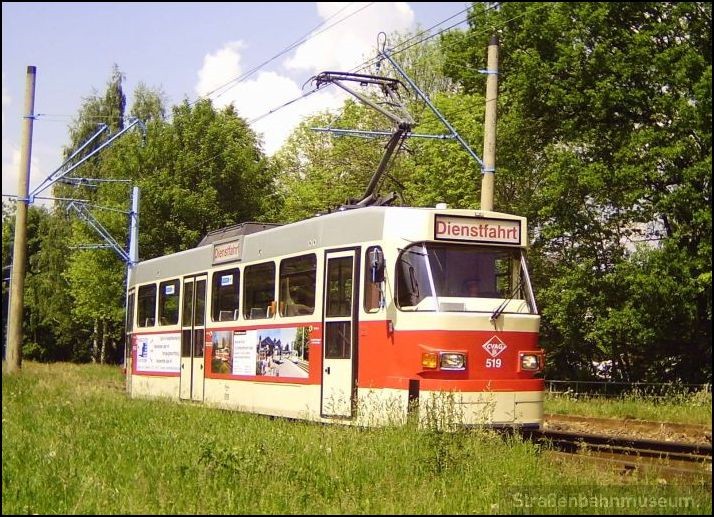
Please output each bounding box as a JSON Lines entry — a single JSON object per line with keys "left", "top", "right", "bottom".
{"left": 6, "top": 66, "right": 37, "bottom": 373}
{"left": 480, "top": 34, "right": 499, "bottom": 212}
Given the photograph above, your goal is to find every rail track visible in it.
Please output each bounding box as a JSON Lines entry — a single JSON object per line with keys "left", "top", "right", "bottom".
{"left": 544, "top": 413, "right": 712, "bottom": 444}
{"left": 512, "top": 427, "right": 712, "bottom": 482}
{"left": 524, "top": 428, "right": 711, "bottom": 461}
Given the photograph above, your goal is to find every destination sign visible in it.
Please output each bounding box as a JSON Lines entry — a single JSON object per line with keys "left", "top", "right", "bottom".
{"left": 213, "top": 239, "right": 242, "bottom": 264}
{"left": 434, "top": 215, "right": 521, "bottom": 245}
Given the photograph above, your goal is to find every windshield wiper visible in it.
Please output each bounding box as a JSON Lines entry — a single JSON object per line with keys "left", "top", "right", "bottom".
{"left": 490, "top": 280, "right": 522, "bottom": 322}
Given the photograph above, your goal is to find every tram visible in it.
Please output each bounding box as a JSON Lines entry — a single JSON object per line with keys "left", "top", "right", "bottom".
{"left": 124, "top": 206, "right": 544, "bottom": 428}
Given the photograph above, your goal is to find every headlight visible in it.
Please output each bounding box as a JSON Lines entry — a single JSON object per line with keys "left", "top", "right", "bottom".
{"left": 421, "top": 352, "right": 438, "bottom": 369}
{"left": 421, "top": 351, "right": 467, "bottom": 370}
{"left": 520, "top": 353, "right": 541, "bottom": 371}
{"left": 440, "top": 352, "right": 466, "bottom": 370}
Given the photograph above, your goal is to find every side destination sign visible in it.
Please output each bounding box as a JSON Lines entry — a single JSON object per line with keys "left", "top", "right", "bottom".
{"left": 434, "top": 215, "right": 521, "bottom": 245}
{"left": 213, "top": 238, "right": 242, "bottom": 265}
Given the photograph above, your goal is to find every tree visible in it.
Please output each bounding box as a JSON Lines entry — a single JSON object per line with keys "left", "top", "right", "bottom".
{"left": 122, "top": 98, "right": 277, "bottom": 258}
{"left": 8, "top": 66, "right": 278, "bottom": 363}
{"left": 55, "top": 65, "right": 131, "bottom": 363}
{"left": 272, "top": 100, "right": 389, "bottom": 222}
{"left": 273, "top": 31, "right": 484, "bottom": 222}
{"left": 444, "top": 2, "right": 712, "bottom": 382}
{"left": 1, "top": 203, "right": 79, "bottom": 361}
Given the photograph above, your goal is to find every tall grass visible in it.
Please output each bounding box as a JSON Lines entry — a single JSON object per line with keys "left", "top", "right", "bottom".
{"left": 545, "top": 390, "right": 712, "bottom": 426}
{"left": 3, "top": 362, "right": 710, "bottom": 514}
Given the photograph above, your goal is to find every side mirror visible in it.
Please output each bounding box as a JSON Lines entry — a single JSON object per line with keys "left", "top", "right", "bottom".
{"left": 369, "top": 248, "right": 385, "bottom": 283}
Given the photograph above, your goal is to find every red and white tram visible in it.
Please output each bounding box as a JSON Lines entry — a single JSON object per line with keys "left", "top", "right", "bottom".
{"left": 125, "top": 206, "right": 544, "bottom": 428}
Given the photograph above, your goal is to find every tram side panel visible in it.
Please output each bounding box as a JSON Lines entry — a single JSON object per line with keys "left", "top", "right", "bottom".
{"left": 201, "top": 321, "right": 325, "bottom": 421}
{"left": 129, "top": 331, "right": 182, "bottom": 400}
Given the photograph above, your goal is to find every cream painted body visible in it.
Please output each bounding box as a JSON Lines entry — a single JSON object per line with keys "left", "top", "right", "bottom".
{"left": 131, "top": 374, "right": 541, "bottom": 428}
{"left": 127, "top": 206, "right": 542, "bottom": 428}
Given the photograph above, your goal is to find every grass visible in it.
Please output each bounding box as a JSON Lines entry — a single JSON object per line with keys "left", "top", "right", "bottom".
{"left": 544, "top": 390, "right": 712, "bottom": 426}
{"left": 2, "top": 361, "right": 711, "bottom": 514}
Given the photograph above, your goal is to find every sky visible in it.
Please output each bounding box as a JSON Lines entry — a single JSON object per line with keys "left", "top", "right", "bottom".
{"left": 2, "top": 2, "right": 471, "bottom": 202}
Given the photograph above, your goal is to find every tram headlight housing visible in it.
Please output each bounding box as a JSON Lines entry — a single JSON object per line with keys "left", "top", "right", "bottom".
{"left": 519, "top": 353, "right": 541, "bottom": 371}
{"left": 422, "top": 351, "right": 467, "bottom": 371}
{"left": 440, "top": 352, "right": 467, "bottom": 371}
{"left": 421, "top": 352, "right": 438, "bottom": 369}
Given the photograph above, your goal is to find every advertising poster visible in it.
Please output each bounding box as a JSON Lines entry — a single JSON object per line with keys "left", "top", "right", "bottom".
{"left": 211, "top": 326, "right": 310, "bottom": 378}
{"left": 233, "top": 330, "right": 257, "bottom": 375}
{"left": 254, "top": 327, "right": 309, "bottom": 378}
{"left": 211, "top": 330, "right": 233, "bottom": 374}
{"left": 136, "top": 333, "right": 181, "bottom": 373}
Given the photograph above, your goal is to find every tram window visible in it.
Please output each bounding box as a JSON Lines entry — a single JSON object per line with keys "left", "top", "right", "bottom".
{"left": 325, "top": 321, "right": 351, "bottom": 359}
{"left": 279, "top": 254, "right": 316, "bottom": 317}
{"left": 125, "top": 290, "right": 135, "bottom": 365}
{"left": 137, "top": 284, "right": 157, "bottom": 327}
{"left": 182, "top": 281, "right": 194, "bottom": 327}
{"left": 326, "top": 257, "right": 353, "bottom": 317}
{"left": 243, "top": 262, "right": 276, "bottom": 319}
{"left": 126, "top": 291, "right": 135, "bottom": 333}
{"left": 212, "top": 268, "right": 240, "bottom": 322}
{"left": 159, "top": 279, "right": 180, "bottom": 325}
{"left": 195, "top": 279, "right": 206, "bottom": 327}
{"left": 494, "top": 255, "right": 514, "bottom": 297}
{"left": 396, "top": 243, "right": 523, "bottom": 310}
{"left": 364, "top": 246, "right": 384, "bottom": 313}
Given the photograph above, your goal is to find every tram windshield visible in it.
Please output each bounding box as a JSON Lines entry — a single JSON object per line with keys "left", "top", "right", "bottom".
{"left": 395, "top": 242, "right": 537, "bottom": 314}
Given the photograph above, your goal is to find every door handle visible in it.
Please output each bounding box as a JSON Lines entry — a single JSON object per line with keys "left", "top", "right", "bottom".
{"left": 324, "top": 366, "right": 331, "bottom": 374}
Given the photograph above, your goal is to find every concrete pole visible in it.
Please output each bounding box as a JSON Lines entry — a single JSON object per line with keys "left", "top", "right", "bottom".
{"left": 6, "top": 66, "right": 37, "bottom": 373}
{"left": 129, "top": 186, "right": 140, "bottom": 266}
{"left": 480, "top": 34, "right": 499, "bottom": 212}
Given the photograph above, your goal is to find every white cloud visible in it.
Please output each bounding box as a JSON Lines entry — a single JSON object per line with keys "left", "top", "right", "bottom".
{"left": 2, "top": 138, "right": 48, "bottom": 205}
{"left": 2, "top": 140, "right": 21, "bottom": 199}
{"left": 196, "top": 41, "right": 245, "bottom": 99}
{"left": 194, "top": 2, "right": 416, "bottom": 156}
{"left": 224, "top": 71, "right": 345, "bottom": 155}
{"left": 196, "top": 42, "right": 344, "bottom": 155}
{"left": 285, "top": 2, "right": 415, "bottom": 73}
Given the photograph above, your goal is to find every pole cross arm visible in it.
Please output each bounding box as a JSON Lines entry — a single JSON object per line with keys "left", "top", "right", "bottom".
{"left": 66, "top": 201, "right": 131, "bottom": 265}
{"left": 379, "top": 49, "right": 484, "bottom": 168}
{"left": 29, "top": 124, "right": 108, "bottom": 200}
{"left": 29, "top": 117, "right": 145, "bottom": 200}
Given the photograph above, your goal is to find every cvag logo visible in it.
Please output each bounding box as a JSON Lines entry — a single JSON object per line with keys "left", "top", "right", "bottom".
{"left": 482, "top": 336, "right": 507, "bottom": 358}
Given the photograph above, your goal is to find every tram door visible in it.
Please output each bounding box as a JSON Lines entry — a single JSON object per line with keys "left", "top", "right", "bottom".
{"left": 180, "top": 275, "right": 206, "bottom": 401}
{"left": 321, "top": 249, "right": 358, "bottom": 418}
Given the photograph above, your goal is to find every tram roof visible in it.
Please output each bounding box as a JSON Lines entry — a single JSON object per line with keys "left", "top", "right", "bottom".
{"left": 197, "top": 221, "right": 283, "bottom": 247}
{"left": 129, "top": 206, "right": 526, "bottom": 285}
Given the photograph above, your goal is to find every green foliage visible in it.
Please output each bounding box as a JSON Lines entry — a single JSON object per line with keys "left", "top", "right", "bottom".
{"left": 444, "top": 2, "right": 712, "bottom": 382}
{"left": 131, "top": 99, "right": 277, "bottom": 258}
{"left": 545, "top": 389, "right": 712, "bottom": 425}
{"left": 400, "top": 92, "right": 486, "bottom": 209}
{"left": 273, "top": 101, "right": 388, "bottom": 222}
{"left": 4, "top": 362, "right": 709, "bottom": 514}
{"left": 8, "top": 67, "right": 276, "bottom": 364}
{"left": 129, "top": 82, "right": 167, "bottom": 123}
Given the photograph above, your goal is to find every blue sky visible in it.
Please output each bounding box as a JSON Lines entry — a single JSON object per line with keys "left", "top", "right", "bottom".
{"left": 2, "top": 2, "right": 471, "bottom": 201}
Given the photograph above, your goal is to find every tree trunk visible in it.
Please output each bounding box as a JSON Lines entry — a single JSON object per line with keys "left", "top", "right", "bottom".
{"left": 100, "top": 319, "right": 107, "bottom": 365}
{"left": 92, "top": 318, "right": 99, "bottom": 363}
